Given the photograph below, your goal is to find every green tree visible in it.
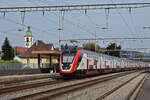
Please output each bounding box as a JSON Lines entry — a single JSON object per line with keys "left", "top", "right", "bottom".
{"left": 60, "top": 44, "right": 65, "bottom": 50}
{"left": 64, "top": 43, "right": 68, "bottom": 49}
{"left": 82, "top": 42, "right": 103, "bottom": 53}
{"left": 120, "top": 53, "right": 127, "bottom": 58}
{"left": 105, "top": 43, "right": 121, "bottom": 57}
{"left": 61, "top": 43, "right": 69, "bottom": 50}
{"left": 134, "top": 53, "right": 144, "bottom": 61}
{"left": 1, "top": 37, "right": 14, "bottom": 60}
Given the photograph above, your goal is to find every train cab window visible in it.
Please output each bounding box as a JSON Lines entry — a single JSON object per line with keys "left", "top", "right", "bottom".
{"left": 62, "top": 53, "right": 75, "bottom": 64}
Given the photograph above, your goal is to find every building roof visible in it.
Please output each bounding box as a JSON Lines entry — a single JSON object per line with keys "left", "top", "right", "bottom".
{"left": 32, "top": 50, "right": 61, "bottom": 55}
{"left": 14, "top": 46, "right": 28, "bottom": 55}
{"left": 20, "top": 40, "right": 55, "bottom": 58}
{"left": 24, "top": 26, "right": 33, "bottom": 37}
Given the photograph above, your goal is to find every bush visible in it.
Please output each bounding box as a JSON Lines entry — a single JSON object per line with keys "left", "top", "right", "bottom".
{"left": 0, "top": 60, "right": 21, "bottom": 63}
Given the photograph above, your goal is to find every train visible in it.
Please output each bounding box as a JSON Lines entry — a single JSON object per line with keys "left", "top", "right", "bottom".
{"left": 59, "top": 49, "right": 150, "bottom": 77}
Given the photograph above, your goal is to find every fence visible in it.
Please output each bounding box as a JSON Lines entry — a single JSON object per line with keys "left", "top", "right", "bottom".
{"left": 0, "top": 63, "right": 23, "bottom": 70}
{"left": 0, "top": 63, "right": 59, "bottom": 76}
{"left": 0, "top": 69, "right": 41, "bottom": 76}
{"left": 0, "top": 63, "right": 41, "bottom": 76}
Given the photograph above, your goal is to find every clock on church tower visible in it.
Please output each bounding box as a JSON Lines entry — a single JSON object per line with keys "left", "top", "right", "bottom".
{"left": 24, "top": 26, "right": 33, "bottom": 48}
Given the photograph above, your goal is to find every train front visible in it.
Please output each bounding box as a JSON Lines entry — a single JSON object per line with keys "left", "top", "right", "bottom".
{"left": 59, "top": 49, "right": 82, "bottom": 77}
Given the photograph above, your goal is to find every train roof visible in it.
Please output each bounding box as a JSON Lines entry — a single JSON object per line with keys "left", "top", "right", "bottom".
{"left": 62, "top": 49, "right": 149, "bottom": 63}
{"left": 78, "top": 49, "right": 134, "bottom": 62}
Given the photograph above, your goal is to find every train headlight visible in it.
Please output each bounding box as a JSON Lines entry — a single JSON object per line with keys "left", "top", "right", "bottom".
{"left": 70, "top": 64, "right": 73, "bottom": 67}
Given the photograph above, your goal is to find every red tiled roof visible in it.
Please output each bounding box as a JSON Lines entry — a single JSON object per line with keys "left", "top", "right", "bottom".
{"left": 14, "top": 46, "right": 28, "bottom": 55}
{"left": 20, "top": 40, "right": 54, "bottom": 58}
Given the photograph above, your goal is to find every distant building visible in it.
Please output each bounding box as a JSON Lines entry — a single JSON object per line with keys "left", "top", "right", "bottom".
{"left": 20, "top": 40, "right": 58, "bottom": 68}
{"left": 24, "top": 26, "right": 33, "bottom": 48}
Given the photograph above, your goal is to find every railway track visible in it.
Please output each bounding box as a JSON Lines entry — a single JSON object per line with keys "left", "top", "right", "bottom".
{"left": 127, "top": 73, "right": 149, "bottom": 100}
{"left": 1, "top": 70, "right": 143, "bottom": 100}
{"left": 0, "top": 78, "right": 62, "bottom": 95}
{"left": 96, "top": 71, "right": 149, "bottom": 100}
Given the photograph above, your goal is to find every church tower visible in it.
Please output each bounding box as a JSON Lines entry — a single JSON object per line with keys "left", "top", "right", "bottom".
{"left": 24, "top": 26, "right": 33, "bottom": 48}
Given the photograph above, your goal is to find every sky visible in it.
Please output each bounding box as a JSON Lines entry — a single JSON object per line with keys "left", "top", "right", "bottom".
{"left": 0, "top": 0, "right": 150, "bottom": 53}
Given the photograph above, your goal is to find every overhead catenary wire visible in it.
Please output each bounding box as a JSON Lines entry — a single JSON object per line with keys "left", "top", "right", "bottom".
{"left": 1, "top": 17, "right": 58, "bottom": 43}
{"left": 1, "top": 0, "right": 150, "bottom": 51}
{"left": 59, "top": 0, "right": 97, "bottom": 35}
{"left": 26, "top": 0, "right": 91, "bottom": 46}
{"left": 109, "top": 0, "right": 138, "bottom": 52}
{"left": 31, "top": 0, "right": 94, "bottom": 36}
{"left": 109, "top": 0, "right": 135, "bottom": 36}
{"left": 128, "top": 8, "right": 138, "bottom": 34}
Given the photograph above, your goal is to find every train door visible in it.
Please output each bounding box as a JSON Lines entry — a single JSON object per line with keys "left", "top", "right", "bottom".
{"left": 82, "top": 53, "right": 87, "bottom": 70}
{"left": 100, "top": 55, "right": 105, "bottom": 72}
{"left": 110, "top": 57, "right": 113, "bottom": 72}
{"left": 99, "top": 55, "right": 102, "bottom": 69}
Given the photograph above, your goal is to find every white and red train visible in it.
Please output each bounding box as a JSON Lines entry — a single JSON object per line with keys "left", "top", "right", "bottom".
{"left": 59, "top": 49, "right": 149, "bottom": 77}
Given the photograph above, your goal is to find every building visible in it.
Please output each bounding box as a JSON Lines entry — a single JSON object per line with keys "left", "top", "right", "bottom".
{"left": 14, "top": 46, "right": 28, "bottom": 56}
{"left": 13, "top": 46, "right": 28, "bottom": 61}
{"left": 14, "top": 26, "right": 60, "bottom": 70}
{"left": 20, "top": 40, "right": 58, "bottom": 69}
{"left": 24, "top": 26, "right": 33, "bottom": 48}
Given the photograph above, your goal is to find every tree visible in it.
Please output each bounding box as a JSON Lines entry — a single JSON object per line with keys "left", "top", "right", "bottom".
{"left": 1, "top": 37, "right": 14, "bottom": 60}
{"left": 64, "top": 43, "right": 68, "bottom": 49}
{"left": 134, "top": 53, "right": 144, "bottom": 61}
{"left": 82, "top": 42, "right": 103, "bottom": 53}
{"left": 60, "top": 43, "right": 69, "bottom": 50}
{"left": 105, "top": 43, "right": 121, "bottom": 57}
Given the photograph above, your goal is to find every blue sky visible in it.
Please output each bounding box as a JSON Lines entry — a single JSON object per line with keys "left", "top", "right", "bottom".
{"left": 0, "top": 0, "right": 150, "bottom": 53}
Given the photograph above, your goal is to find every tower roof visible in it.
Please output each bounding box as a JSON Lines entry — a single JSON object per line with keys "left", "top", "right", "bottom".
{"left": 25, "top": 26, "right": 33, "bottom": 37}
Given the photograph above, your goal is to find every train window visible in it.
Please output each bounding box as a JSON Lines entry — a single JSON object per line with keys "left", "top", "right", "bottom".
{"left": 106, "top": 65, "right": 109, "bottom": 69}
{"left": 89, "top": 65, "right": 93, "bottom": 69}
{"left": 62, "top": 53, "right": 75, "bottom": 64}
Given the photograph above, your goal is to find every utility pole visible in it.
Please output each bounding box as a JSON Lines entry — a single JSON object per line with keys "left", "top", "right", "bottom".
{"left": 58, "top": 28, "right": 62, "bottom": 51}
{"left": 58, "top": 11, "right": 64, "bottom": 51}
{"left": 94, "top": 31, "right": 96, "bottom": 52}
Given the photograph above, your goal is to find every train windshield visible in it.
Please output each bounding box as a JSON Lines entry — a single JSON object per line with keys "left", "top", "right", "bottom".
{"left": 62, "top": 53, "right": 75, "bottom": 64}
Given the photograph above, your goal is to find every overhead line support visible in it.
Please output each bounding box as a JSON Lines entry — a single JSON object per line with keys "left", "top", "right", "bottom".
{"left": 60, "top": 37, "right": 150, "bottom": 42}
{"left": 0, "top": 3, "right": 150, "bottom": 12}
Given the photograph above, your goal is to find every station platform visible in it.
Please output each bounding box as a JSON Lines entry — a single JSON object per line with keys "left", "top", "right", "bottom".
{"left": 136, "top": 73, "right": 150, "bottom": 100}
{"left": 0, "top": 73, "right": 59, "bottom": 84}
